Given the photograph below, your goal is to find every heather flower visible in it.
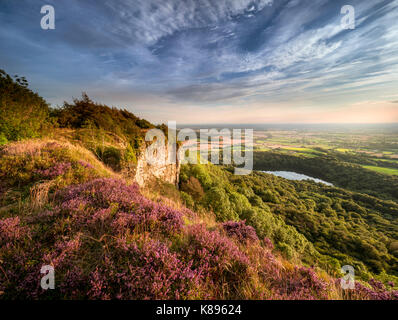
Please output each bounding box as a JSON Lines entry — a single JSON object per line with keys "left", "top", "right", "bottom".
{"left": 87, "top": 238, "right": 202, "bottom": 300}
{"left": 35, "top": 162, "right": 71, "bottom": 179}
{"left": 2, "top": 172, "right": 397, "bottom": 301}
{"left": 42, "top": 236, "right": 82, "bottom": 269}
{"left": 60, "top": 266, "right": 88, "bottom": 299}
{"left": 58, "top": 178, "right": 183, "bottom": 235}
{"left": 0, "top": 242, "right": 45, "bottom": 299}
{"left": 89, "top": 268, "right": 110, "bottom": 300}
{"left": 60, "top": 198, "right": 88, "bottom": 213}
{"left": 222, "top": 220, "right": 259, "bottom": 243}
{"left": 0, "top": 217, "right": 30, "bottom": 243}
{"left": 369, "top": 278, "right": 385, "bottom": 291}
{"left": 274, "top": 266, "right": 330, "bottom": 300}
{"left": 59, "top": 178, "right": 139, "bottom": 210}
{"left": 345, "top": 280, "right": 398, "bottom": 300}
{"left": 78, "top": 160, "right": 94, "bottom": 169}
{"left": 263, "top": 237, "right": 274, "bottom": 250}
{"left": 181, "top": 224, "right": 251, "bottom": 298}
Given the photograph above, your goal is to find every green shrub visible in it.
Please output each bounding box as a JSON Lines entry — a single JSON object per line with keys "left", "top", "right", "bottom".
{"left": 181, "top": 176, "right": 204, "bottom": 200}
{"left": 97, "top": 146, "right": 122, "bottom": 170}
{"left": 0, "top": 132, "right": 8, "bottom": 145}
{"left": 124, "top": 143, "right": 137, "bottom": 164}
{"left": 180, "top": 191, "right": 194, "bottom": 208}
{"left": 0, "top": 70, "right": 50, "bottom": 141}
{"left": 53, "top": 93, "right": 153, "bottom": 151}
{"left": 204, "top": 186, "right": 237, "bottom": 221}
{"left": 276, "top": 242, "right": 294, "bottom": 260}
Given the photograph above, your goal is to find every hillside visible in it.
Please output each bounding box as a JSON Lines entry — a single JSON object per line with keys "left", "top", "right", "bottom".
{"left": 0, "top": 70, "right": 49, "bottom": 143}
{"left": 1, "top": 70, "right": 397, "bottom": 300}
{"left": 180, "top": 164, "right": 398, "bottom": 280}
{"left": 0, "top": 139, "right": 330, "bottom": 299}
{"left": 2, "top": 138, "right": 397, "bottom": 300}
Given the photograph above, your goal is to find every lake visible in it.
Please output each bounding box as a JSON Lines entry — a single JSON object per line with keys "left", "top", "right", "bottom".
{"left": 262, "top": 171, "right": 333, "bottom": 186}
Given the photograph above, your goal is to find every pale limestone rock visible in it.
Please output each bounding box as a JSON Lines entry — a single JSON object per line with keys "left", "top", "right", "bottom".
{"left": 134, "top": 143, "right": 181, "bottom": 187}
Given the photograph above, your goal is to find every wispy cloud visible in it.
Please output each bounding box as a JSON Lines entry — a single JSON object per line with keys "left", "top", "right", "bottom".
{"left": 0, "top": 0, "right": 397, "bottom": 123}
{"left": 105, "top": 0, "right": 273, "bottom": 45}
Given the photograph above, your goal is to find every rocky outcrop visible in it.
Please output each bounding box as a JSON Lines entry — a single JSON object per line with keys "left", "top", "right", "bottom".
{"left": 134, "top": 142, "right": 181, "bottom": 187}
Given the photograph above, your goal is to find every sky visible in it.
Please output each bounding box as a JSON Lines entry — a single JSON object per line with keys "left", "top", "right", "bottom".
{"left": 1, "top": 0, "right": 398, "bottom": 124}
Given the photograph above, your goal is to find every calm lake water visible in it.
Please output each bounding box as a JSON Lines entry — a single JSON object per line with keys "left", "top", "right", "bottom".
{"left": 262, "top": 171, "right": 333, "bottom": 186}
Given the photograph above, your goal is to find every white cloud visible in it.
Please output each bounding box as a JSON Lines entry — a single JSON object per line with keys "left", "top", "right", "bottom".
{"left": 2, "top": 0, "right": 398, "bottom": 124}
{"left": 104, "top": 0, "right": 273, "bottom": 45}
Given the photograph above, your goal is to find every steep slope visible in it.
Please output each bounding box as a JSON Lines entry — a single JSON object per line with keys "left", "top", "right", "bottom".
{"left": 51, "top": 94, "right": 180, "bottom": 187}
{"left": 1, "top": 139, "right": 397, "bottom": 299}
{"left": 0, "top": 139, "right": 336, "bottom": 299}
{"left": 179, "top": 163, "right": 398, "bottom": 284}
{"left": 1, "top": 69, "right": 180, "bottom": 187}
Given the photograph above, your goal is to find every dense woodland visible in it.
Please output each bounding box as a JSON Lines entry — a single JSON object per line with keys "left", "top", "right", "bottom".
{"left": 180, "top": 163, "right": 398, "bottom": 282}
{"left": 253, "top": 151, "right": 398, "bottom": 202}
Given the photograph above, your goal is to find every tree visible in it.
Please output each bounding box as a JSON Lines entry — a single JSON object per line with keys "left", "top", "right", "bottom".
{"left": 0, "top": 69, "right": 49, "bottom": 141}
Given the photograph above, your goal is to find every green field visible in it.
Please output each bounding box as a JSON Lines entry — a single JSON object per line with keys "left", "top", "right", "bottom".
{"left": 297, "top": 152, "right": 318, "bottom": 158}
{"left": 362, "top": 165, "right": 398, "bottom": 176}
{"left": 336, "top": 148, "right": 352, "bottom": 152}
{"left": 285, "top": 147, "right": 314, "bottom": 152}
{"left": 379, "top": 159, "right": 398, "bottom": 164}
